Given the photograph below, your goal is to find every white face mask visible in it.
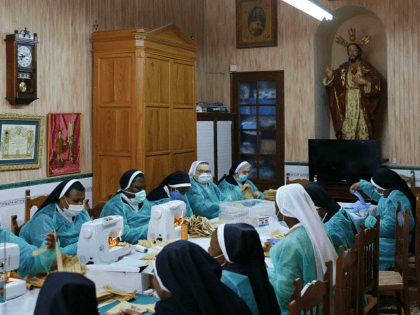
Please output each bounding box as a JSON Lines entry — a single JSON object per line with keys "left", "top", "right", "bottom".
{"left": 64, "top": 197, "right": 84, "bottom": 216}
{"left": 197, "top": 173, "right": 212, "bottom": 184}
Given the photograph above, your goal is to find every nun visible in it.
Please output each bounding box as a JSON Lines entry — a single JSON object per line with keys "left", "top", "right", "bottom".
{"left": 185, "top": 161, "right": 228, "bottom": 219}
{"left": 146, "top": 171, "right": 193, "bottom": 217}
{"left": 20, "top": 179, "right": 90, "bottom": 256}
{"left": 208, "top": 223, "right": 281, "bottom": 315}
{"left": 34, "top": 272, "right": 98, "bottom": 315}
{"left": 268, "top": 184, "right": 337, "bottom": 315}
{"left": 152, "top": 240, "right": 253, "bottom": 315}
{"left": 350, "top": 166, "right": 416, "bottom": 270}
{"left": 1, "top": 228, "right": 56, "bottom": 278}
{"left": 305, "top": 183, "right": 357, "bottom": 255}
{"left": 101, "top": 169, "right": 155, "bottom": 243}
{"left": 218, "top": 160, "right": 264, "bottom": 201}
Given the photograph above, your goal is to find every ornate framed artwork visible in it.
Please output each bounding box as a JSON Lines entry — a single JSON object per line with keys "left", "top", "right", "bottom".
{"left": 236, "top": 0, "right": 278, "bottom": 49}
{"left": 47, "top": 113, "right": 81, "bottom": 177}
{"left": 0, "top": 114, "right": 44, "bottom": 171}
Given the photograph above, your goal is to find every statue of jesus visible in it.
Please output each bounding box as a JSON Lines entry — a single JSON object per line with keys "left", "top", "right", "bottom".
{"left": 323, "top": 29, "right": 381, "bottom": 140}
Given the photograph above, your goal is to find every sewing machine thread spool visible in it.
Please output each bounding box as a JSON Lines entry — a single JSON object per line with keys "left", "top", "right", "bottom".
{"left": 134, "top": 245, "right": 148, "bottom": 253}
{"left": 181, "top": 224, "right": 188, "bottom": 240}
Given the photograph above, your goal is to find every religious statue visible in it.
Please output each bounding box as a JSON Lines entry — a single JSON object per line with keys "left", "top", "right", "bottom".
{"left": 323, "top": 28, "right": 381, "bottom": 140}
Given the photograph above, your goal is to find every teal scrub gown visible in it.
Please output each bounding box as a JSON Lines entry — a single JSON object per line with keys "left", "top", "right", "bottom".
{"left": 360, "top": 180, "right": 415, "bottom": 271}
{"left": 267, "top": 226, "right": 317, "bottom": 315}
{"left": 221, "top": 270, "right": 259, "bottom": 315}
{"left": 323, "top": 208, "right": 357, "bottom": 255}
{"left": 218, "top": 178, "right": 264, "bottom": 202}
{"left": 185, "top": 179, "right": 228, "bottom": 219}
{"left": 20, "top": 203, "right": 90, "bottom": 256}
{"left": 1, "top": 228, "right": 56, "bottom": 278}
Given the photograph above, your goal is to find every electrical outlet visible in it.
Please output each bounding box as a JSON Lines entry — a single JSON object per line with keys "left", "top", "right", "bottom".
{"left": 393, "top": 158, "right": 397, "bottom": 164}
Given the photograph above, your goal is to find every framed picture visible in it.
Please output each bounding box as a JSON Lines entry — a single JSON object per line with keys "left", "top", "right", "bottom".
{"left": 236, "top": 0, "right": 278, "bottom": 49}
{"left": 0, "top": 114, "right": 44, "bottom": 171}
{"left": 47, "top": 113, "right": 81, "bottom": 177}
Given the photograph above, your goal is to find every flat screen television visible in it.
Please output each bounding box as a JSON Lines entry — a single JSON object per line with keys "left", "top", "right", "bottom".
{"left": 308, "top": 140, "right": 381, "bottom": 186}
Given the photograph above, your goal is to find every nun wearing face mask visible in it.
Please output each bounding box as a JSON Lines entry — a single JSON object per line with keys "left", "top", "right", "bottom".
{"left": 218, "top": 160, "right": 264, "bottom": 201}
{"left": 184, "top": 161, "right": 229, "bottom": 219}
{"left": 208, "top": 223, "right": 281, "bottom": 315}
{"left": 305, "top": 183, "right": 357, "bottom": 255}
{"left": 20, "top": 179, "right": 90, "bottom": 256}
{"left": 146, "top": 171, "right": 193, "bottom": 217}
{"left": 100, "top": 169, "right": 155, "bottom": 244}
{"left": 350, "top": 166, "right": 416, "bottom": 270}
{"left": 267, "top": 184, "right": 337, "bottom": 315}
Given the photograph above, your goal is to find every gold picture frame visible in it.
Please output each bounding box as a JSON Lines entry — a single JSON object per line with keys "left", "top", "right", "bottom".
{"left": 236, "top": 0, "right": 278, "bottom": 49}
{"left": 0, "top": 114, "right": 44, "bottom": 171}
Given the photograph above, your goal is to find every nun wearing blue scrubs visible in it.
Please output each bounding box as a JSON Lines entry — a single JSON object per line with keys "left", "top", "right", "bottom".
{"left": 218, "top": 160, "right": 264, "bottom": 201}
{"left": 146, "top": 171, "right": 193, "bottom": 217}
{"left": 305, "top": 183, "right": 357, "bottom": 255}
{"left": 20, "top": 179, "right": 90, "bottom": 256}
{"left": 152, "top": 240, "right": 253, "bottom": 315}
{"left": 208, "top": 223, "right": 281, "bottom": 315}
{"left": 185, "top": 161, "right": 228, "bottom": 219}
{"left": 100, "top": 169, "right": 153, "bottom": 244}
{"left": 350, "top": 166, "right": 416, "bottom": 270}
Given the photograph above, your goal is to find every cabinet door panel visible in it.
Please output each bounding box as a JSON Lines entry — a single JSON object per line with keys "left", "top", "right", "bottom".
{"left": 145, "top": 57, "right": 170, "bottom": 104}
{"left": 145, "top": 155, "right": 170, "bottom": 191}
{"left": 173, "top": 152, "right": 196, "bottom": 174}
{"left": 99, "top": 57, "right": 132, "bottom": 104}
{"left": 172, "top": 62, "right": 194, "bottom": 106}
{"left": 145, "top": 108, "right": 170, "bottom": 152}
{"left": 98, "top": 156, "right": 132, "bottom": 203}
{"left": 172, "top": 108, "right": 196, "bottom": 150}
{"left": 98, "top": 108, "right": 132, "bottom": 154}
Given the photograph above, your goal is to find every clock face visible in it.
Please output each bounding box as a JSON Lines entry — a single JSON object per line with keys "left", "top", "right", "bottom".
{"left": 17, "top": 45, "right": 32, "bottom": 68}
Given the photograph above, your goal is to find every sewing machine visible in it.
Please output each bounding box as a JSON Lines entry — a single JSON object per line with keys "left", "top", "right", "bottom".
{"left": 77, "top": 215, "right": 131, "bottom": 265}
{"left": 147, "top": 200, "right": 186, "bottom": 242}
{"left": 0, "top": 243, "right": 27, "bottom": 300}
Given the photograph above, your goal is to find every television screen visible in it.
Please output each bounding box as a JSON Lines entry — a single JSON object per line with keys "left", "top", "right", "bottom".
{"left": 308, "top": 140, "right": 381, "bottom": 186}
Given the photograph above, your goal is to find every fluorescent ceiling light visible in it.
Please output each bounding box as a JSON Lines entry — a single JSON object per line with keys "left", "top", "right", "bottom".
{"left": 282, "top": 0, "right": 334, "bottom": 21}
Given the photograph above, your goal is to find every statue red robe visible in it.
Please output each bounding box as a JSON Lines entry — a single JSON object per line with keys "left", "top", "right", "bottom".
{"left": 324, "top": 59, "right": 381, "bottom": 139}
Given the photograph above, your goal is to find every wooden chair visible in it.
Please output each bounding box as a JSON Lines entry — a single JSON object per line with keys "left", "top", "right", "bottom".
{"left": 11, "top": 190, "right": 49, "bottom": 236}
{"left": 357, "top": 215, "right": 380, "bottom": 315}
{"left": 378, "top": 202, "right": 410, "bottom": 314}
{"left": 335, "top": 242, "right": 359, "bottom": 315}
{"left": 400, "top": 170, "right": 415, "bottom": 187}
{"left": 85, "top": 194, "right": 112, "bottom": 219}
{"left": 285, "top": 173, "right": 311, "bottom": 187}
{"left": 288, "top": 260, "right": 333, "bottom": 315}
{"left": 408, "top": 189, "right": 420, "bottom": 305}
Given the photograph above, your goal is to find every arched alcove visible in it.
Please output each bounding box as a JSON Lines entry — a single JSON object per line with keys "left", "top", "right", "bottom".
{"left": 314, "top": 5, "right": 388, "bottom": 159}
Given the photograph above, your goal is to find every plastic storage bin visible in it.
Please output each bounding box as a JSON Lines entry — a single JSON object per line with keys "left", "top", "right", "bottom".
{"left": 219, "top": 199, "right": 275, "bottom": 227}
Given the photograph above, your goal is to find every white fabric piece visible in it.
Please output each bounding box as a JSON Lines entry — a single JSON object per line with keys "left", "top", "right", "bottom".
{"left": 188, "top": 161, "right": 207, "bottom": 178}
{"left": 123, "top": 171, "right": 143, "bottom": 190}
{"left": 153, "top": 261, "right": 171, "bottom": 293}
{"left": 59, "top": 179, "right": 78, "bottom": 199}
{"left": 371, "top": 178, "right": 387, "bottom": 191}
{"left": 168, "top": 183, "right": 191, "bottom": 188}
{"left": 234, "top": 161, "right": 250, "bottom": 174}
{"left": 217, "top": 224, "right": 233, "bottom": 264}
{"left": 121, "top": 193, "right": 139, "bottom": 211}
{"left": 276, "top": 184, "right": 338, "bottom": 282}
{"left": 56, "top": 204, "right": 73, "bottom": 223}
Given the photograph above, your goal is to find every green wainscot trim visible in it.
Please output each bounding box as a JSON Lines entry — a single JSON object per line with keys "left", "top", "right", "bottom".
{"left": 388, "top": 166, "right": 420, "bottom": 171}
{"left": 0, "top": 173, "right": 93, "bottom": 191}
{"left": 284, "top": 162, "right": 309, "bottom": 166}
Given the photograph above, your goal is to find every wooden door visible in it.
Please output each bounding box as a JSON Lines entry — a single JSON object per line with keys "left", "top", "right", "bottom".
{"left": 231, "top": 71, "right": 284, "bottom": 191}
{"left": 93, "top": 53, "right": 136, "bottom": 204}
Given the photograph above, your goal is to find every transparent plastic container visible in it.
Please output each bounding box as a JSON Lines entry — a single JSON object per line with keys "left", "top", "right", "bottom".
{"left": 219, "top": 199, "right": 275, "bottom": 227}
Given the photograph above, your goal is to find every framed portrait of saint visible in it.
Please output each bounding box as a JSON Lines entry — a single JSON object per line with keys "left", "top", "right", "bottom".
{"left": 47, "top": 113, "right": 81, "bottom": 177}
{"left": 0, "top": 114, "right": 44, "bottom": 171}
{"left": 236, "top": 0, "right": 278, "bottom": 49}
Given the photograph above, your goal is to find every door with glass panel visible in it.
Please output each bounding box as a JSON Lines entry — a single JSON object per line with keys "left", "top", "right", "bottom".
{"left": 231, "top": 71, "right": 284, "bottom": 191}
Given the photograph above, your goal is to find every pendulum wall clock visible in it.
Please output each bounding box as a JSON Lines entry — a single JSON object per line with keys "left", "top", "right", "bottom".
{"left": 5, "top": 28, "right": 39, "bottom": 105}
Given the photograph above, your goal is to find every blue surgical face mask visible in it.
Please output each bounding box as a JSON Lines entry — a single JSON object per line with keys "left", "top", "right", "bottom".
{"left": 197, "top": 173, "right": 212, "bottom": 184}
{"left": 279, "top": 221, "right": 289, "bottom": 228}
{"left": 170, "top": 190, "right": 183, "bottom": 200}
{"left": 238, "top": 174, "right": 248, "bottom": 182}
{"left": 125, "top": 190, "right": 146, "bottom": 204}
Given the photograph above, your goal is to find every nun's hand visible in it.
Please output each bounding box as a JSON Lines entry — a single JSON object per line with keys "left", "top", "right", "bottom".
{"left": 254, "top": 191, "right": 261, "bottom": 199}
{"left": 240, "top": 184, "right": 252, "bottom": 192}
{"left": 44, "top": 230, "right": 56, "bottom": 249}
{"left": 350, "top": 182, "right": 361, "bottom": 194}
{"left": 263, "top": 242, "right": 274, "bottom": 253}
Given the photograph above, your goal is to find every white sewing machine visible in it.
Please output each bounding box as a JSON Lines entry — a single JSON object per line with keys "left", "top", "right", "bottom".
{"left": 77, "top": 215, "right": 131, "bottom": 265}
{"left": 147, "top": 200, "right": 186, "bottom": 242}
{"left": 0, "top": 243, "right": 27, "bottom": 300}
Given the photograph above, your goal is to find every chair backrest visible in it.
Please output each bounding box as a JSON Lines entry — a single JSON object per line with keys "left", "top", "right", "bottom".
{"left": 394, "top": 203, "right": 410, "bottom": 286}
{"left": 400, "top": 170, "right": 415, "bottom": 187}
{"left": 335, "top": 242, "right": 359, "bottom": 315}
{"left": 289, "top": 260, "right": 333, "bottom": 315}
{"left": 286, "top": 173, "right": 311, "bottom": 187}
{"left": 412, "top": 188, "right": 420, "bottom": 277}
{"left": 358, "top": 215, "right": 380, "bottom": 314}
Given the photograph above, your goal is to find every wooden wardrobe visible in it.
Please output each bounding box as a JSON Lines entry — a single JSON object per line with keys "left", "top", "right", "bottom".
{"left": 92, "top": 24, "right": 198, "bottom": 204}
